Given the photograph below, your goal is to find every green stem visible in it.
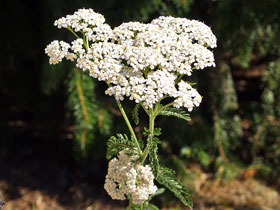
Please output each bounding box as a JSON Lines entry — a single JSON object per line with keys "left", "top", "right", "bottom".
{"left": 83, "top": 33, "right": 89, "bottom": 51}
{"left": 127, "top": 199, "right": 133, "bottom": 210}
{"left": 175, "top": 74, "right": 184, "bottom": 84}
{"left": 140, "top": 113, "right": 155, "bottom": 164}
{"left": 67, "top": 27, "right": 80, "bottom": 39}
{"left": 115, "top": 99, "right": 142, "bottom": 156}
{"left": 154, "top": 101, "right": 175, "bottom": 116}
{"left": 140, "top": 99, "right": 175, "bottom": 164}
{"left": 149, "top": 115, "right": 155, "bottom": 137}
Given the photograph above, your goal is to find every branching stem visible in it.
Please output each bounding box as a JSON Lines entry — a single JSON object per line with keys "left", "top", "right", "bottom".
{"left": 67, "top": 27, "right": 80, "bottom": 39}
{"left": 175, "top": 74, "right": 184, "bottom": 84}
{"left": 154, "top": 101, "right": 175, "bottom": 116}
{"left": 140, "top": 110, "right": 155, "bottom": 164}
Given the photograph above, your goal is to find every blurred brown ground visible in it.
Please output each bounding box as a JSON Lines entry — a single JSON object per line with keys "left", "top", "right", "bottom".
{"left": 1, "top": 163, "right": 280, "bottom": 210}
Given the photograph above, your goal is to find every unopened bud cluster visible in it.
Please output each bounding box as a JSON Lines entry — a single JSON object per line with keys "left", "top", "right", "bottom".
{"left": 45, "top": 8, "right": 216, "bottom": 111}
{"left": 104, "top": 149, "right": 157, "bottom": 204}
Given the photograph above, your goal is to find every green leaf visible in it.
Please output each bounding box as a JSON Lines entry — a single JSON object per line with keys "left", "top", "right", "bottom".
{"left": 158, "top": 107, "right": 191, "bottom": 121}
{"left": 143, "top": 203, "right": 160, "bottom": 210}
{"left": 153, "top": 128, "right": 162, "bottom": 136}
{"left": 148, "top": 188, "right": 166, "bottom": 201}
{"left": 132, "top": 104, "right": 140, "bottom": 125}
{"left": 106, "top": 134, "right": 136, "bottom": 159}
{"left": 143, "top": 127, "right": 162, "bottom": 137}
{"left": 156, "top": 166, "right": 193, "bottom": 209}
{"left": 143, "top": 127, "right": 149, "bottom": 137}
{"left": 147, "top": 136, "right": 160, "bottom": 178}
{"left": 67, "top": 70, "right": 99, "bottom": 151}
{"left": 131, "top": 203, "right": 160, "bottom": 210}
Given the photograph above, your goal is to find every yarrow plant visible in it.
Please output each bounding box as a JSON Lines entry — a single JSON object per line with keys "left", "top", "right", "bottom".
{"left": 45, "top": 8, "right": 216, "bottom": 209}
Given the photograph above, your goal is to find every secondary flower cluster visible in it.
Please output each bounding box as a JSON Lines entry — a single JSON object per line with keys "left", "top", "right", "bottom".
{"left": 104, "top": 149, "right": 157, "bottom": 204}
{"left": 45, "top": 8, "right": 217, "bottom": 111}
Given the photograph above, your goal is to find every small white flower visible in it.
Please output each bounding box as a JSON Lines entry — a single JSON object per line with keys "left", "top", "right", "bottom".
{"left": 45, "top": 40, "right": 70, "bottom": 64}
{"left": 46, "top": 9, "right": 217, "bottom": 111}
{"left": 104, "top": 149, "right": 157, "bottom": 204}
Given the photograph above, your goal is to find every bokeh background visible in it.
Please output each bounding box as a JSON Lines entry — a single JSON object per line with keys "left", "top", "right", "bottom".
{"left": 1, "top": 0, "right": 280, "bottom": 209}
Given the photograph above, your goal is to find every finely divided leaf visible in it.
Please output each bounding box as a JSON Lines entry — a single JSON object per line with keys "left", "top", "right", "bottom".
{"left": 147, "top": 136, "right": 160, "bottom": 178}
{"left": 158, "top": 107, "right": 191, "bottom": 121}
{"left": 148, "top": 188, "right": 166, "bottom": 201}
{"left": 143, "top": 128, "right": 161, "bottom": 178}
{"left": 106, "top": 134, "right": 136, "bottom": 159}
{"left": 143, "top": 127, "right": 162, "bottom": 137}
{"left": 131, "top": 204, "right": 159, "bottom": 210}
{"left": 156, "top": 166, "right": 193, "bottom": 209}
{"left": 132, "top": 104, "right": 140, "bottom": 125}
{"left": 143, "top": 204, "right": 160, "bottom": 210}
{"left": 153, "top": 128, "right": 162, "bottom": 136}
{"left": 67, "top": 71, "right": 100, "bottom": 151}
{"left": 143, "top": 127, "right": 150, "bottom": 137}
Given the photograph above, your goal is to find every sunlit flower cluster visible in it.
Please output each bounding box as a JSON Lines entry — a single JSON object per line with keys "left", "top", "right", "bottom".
{"left": 54, "top": 8, "right": 106, "bottom": 31}
{"left": 45, "top": 8, "right": 217, "bottom": 110}
{"left": 151, "top": 16, "right": 217, "bottom": 48}
{"left": 104, "top": 149, "right": 157, "bottom": 204}
{"left": 174, "top": 81, "right": 202, "bottom": 111}
{"left": 45, "top": 40, "right": 72, "bottom": 64}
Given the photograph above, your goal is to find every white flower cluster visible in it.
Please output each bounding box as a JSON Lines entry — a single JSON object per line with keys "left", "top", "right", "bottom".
{"left": 104, "top": 149, "right": 157, "bottom": 204}
{"left": 54, "top": 8, "right": 105, "bottom": 30}
{"left": 151, "top": 16, "right": 217, "bottom": 48}
{"left": 45, "top": 9, "right": 217, "bottom": 111}
{"left": 174, "top": 81, "right": 202, "bottom": 111}
{"left": 45, "top": 40, "right": 73, "bottom": 64}
{"left": 54, "top": 8, "right": 112, "bottom": 42}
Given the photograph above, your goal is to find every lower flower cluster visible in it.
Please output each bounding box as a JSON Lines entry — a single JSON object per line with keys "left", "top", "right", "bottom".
{"left": 104, "top": 149, "right": 157, "bottom": 204}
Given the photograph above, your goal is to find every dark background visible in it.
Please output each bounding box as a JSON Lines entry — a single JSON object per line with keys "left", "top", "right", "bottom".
{"left": 1, "top": 0, "right": 280, "bottom": 209}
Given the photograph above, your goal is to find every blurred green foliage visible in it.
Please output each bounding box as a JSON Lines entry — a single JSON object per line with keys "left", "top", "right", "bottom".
{"left": 1, "top": 0, "right": 280, "bottom": 180}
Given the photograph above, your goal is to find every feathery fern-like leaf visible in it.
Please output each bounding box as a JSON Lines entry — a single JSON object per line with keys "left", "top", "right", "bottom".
{"left": 67, "top": 70, "right": 99, "bottom": 151}
{"left": 143, "top": 127, "right": 162, "bottom": 137}
{"left": 156, "top": 166, "right": 193, "bottom": 209}
{"left": 143, "top": 204, "right": 160, "bottom": 210}
{"left": 106, "top": 133, "right": 137, "bottom": 159}
{"left": 148, "top": 188, "right": 165, "bottom": 201}
{"left": 147, "top": 136, "right": 160, "bottom": 178}
{"left": 131, "top": 203, "right": 159, "bottom": 210}
{"left": 132, "top": 104, "right": 140, "bottom": 125}
{"left": 158, "top": 107, "right": 191, "bottom": 121}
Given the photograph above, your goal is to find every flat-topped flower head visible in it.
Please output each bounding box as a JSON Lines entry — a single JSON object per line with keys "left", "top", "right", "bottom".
{"left": 151, "top": 16, "right": 217, "bottom": 48}
{"left": 45, "top": 8, "right": 217, "bottom": 111}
